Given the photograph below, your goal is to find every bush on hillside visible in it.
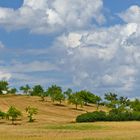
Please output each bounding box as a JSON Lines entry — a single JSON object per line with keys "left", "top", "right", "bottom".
{"left": 0, "top": 110, "right": 5, "bottom": 119}
{"left": 76, "top": 111, "right": 106, "bottom": 122}
{"left": 76, "top": 110, "right": 140, "bottom": 122}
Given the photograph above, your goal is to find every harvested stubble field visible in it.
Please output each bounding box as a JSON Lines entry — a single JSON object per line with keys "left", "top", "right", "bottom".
{"left": 0, "top": 95, "right": 140, "bottom": 140}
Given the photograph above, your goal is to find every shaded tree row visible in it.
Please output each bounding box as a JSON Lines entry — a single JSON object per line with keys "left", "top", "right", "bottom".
{"left": 1, "top": 81, "right": 140, "bottom": 111}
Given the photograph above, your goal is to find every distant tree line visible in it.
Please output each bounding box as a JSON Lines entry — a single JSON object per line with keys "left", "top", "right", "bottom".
{"left": 1, "top": 81, "right": 140, "bottom": 122}
{"left": 0, "top": 81, "right": 102, "bottom": 110}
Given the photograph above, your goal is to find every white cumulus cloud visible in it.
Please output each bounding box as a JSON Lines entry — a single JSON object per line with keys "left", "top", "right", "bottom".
{"left": 0, "top": 71, "right": 11, "bottom": 81}
{"left": 0, "top": 0, "right": 105, "bottom": 34}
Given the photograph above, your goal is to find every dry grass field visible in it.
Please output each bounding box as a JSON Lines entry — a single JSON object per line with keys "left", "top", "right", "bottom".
{"left": 0, "top": 95, "right": 140, "bottom": 140}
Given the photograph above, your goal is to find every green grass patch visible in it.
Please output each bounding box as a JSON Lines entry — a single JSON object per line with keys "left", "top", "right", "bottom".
{"left": 45, "top": 123, "right": 107, "bottom": 130}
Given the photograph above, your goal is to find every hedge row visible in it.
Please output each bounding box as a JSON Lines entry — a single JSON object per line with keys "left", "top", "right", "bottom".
{"left": 76, "top": 111, "right": 140, "bottom": 122}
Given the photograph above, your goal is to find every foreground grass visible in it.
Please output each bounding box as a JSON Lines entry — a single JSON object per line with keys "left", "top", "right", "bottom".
{"left": 45, "top": 123, "right": 107, "bottom": 130}
{"left": 1, "top": 121, "right": 140, "bottom": 140}
{"left": 1, "top": 95, "right": 140, "bottom": 140}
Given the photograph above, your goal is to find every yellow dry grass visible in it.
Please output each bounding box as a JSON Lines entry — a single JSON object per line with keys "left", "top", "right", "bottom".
{"left": 0, "top": 95, "right": 140, "bottom": 140}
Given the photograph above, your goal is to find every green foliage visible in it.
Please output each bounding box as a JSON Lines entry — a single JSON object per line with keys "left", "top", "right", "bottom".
{"left": 0, "top": 81, "right": 9, "bottom": 94}
{"left": 25, "top": 106, "right": 38, "bottom": 122}
{"left": 53, "top": 92, "right": 65, "bottom": 104}
{"left": 9, "top": 88, "right": 17, "bottom": 94}
{"left": 31, "top": 85, "right": 44, "bottom": 96}
{"left": 68, "top": 91, "right": 101, "bottom": 109}
{"left": 0, "top": 110, "right": 6, "bottom": 119}
{"left": 7, "top": 106, "right": 22, "bottom": 124}
{"left": 45, "top": 123, "right": 104, "bottom": 130}
{"left": 64, "top": 88, "right": 72, "bottom": 99}
{"left": 104, "top": 92, "right": 118, "bottom": 108}
{"left": 104, "top": 92, "right": 130, "bottom": 113}
{"left": 40, "top": 91, "right": 48, "bottom": 101}
{"left": 76, "top": 111, "right": 106, "bottom": 122}
{"left": 76, "top": 110, "right": 140, "bottom": 122}
{"left": 130, "top": 98, "right": 140, "bottom": 111}
{"left": 77, "top": 90, "right": 96, "bottom": 105}
{"left": 20, "top": 84, "right": 31, "bottom": 95}
{"left": 68, "top": 92, "right": 83, "bottom": 109}
{"left": 47, "top": 85, "right": 64, "bottom": 104}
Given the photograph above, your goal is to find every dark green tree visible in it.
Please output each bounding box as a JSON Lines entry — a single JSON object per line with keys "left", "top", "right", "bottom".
{"left": 47, "top": 85, "right": 63, "bottom": 103}
{"left": 130, "top": 98, "right": 140, "bottom": 111}
{"left": 7, "top": 106, "right": 22, "bottom": 124}
{"left": 0, "top": 81, "right": 9, "bottom": 94}
{"left": 104, "top": 92, "right": 118, "bottom": 108}
{"left": 9, "top": 88, "right": 17, "bottom": 94}
{"left": 68, "top": 92, "right": 83, "bottom": 109}
{"left": 118, "top": 96, "right": 130, "bottom": 112}
{"left": 40, "top": 91, "right": 48, "bottom": 101}
{"left": 64, "top": 88, "right": 72, "bottom": 99}
{"left": 31, "top": 85, "right": 44, "bottom": 96}
{"left": 20, "top": 84, "right": 31, "bottom": 95}
{"left": 0, "top": 110, "right": 6, "bottom": 119}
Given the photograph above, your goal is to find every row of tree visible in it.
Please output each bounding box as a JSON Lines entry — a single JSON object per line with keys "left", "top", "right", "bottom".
{"left": 76, "top": 92, "right": 140, "bottom": 122}
{"left": 0, "top": 106, "right": 37, "bottom": 125}
{"left": 0, "top": 81, "right": 140, "bottom": 112}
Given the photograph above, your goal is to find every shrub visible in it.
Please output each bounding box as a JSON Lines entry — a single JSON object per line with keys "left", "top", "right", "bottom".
{"left": 76, "top": 110, "right": 140, "bottom": 122}
{"left": 0, "top": 110, "right": 6, "bottom": 119}
{"left": 76, "top": 111, "right": 106, "bottom": 122}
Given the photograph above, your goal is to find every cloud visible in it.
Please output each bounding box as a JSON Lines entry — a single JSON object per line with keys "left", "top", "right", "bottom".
{"left": 0, "top": 71, "right": 11, "bottom": 80}
{"left": 0, "top": 60, "right": 60, "bottom": 87}
{"left": 119, "top": 5, "right": 140, "bottom": 23}
{"left": 0, "top": 0, "right": 105, "bottom": 34}
{"left": 0, "top": 60, "right": 58, "bottom": 73}
{"left": 1, "top": 2, "right": 140, "bottom": 98}
{"left": 51, "top": 21, "right": 140, "bottom": 95}
{"left": 0, "top": 42, "right": 10, "bottom": 80}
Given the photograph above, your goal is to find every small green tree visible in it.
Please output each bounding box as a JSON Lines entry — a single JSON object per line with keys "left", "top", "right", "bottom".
{"left": 47, "top": 85, "right": 63, "bottom": 103}
{"left": 20, "top": 84, "right": 31, "bottom": 95}
{"left": 104, "top": 92, "right": 118, "bottom": 108}
{"left": 64, "top": 88, "right": 72, "bottom": 99}
{"left": 53, "top": 92, "right": 65, "bottom": 104}
{"left": 118, "top": 96, "right": 130, "bottom": 112}
{"left": 77, "top": 90, "right": 98, "bottom": 106}
{"left": 39, "top": 91, "right": 49, "bottom": 101}
{"left": 0, "top": 110, "right": 6, "bottom": 119}
{"left": 130, "top": 98, "right": 140, "bottom": 111}
{"left": 31, "top": 85, "right": 44, "bottom": 96}
{"left": 9, "top": 88, "right": 17, "bottom": 94}
{"left": 25, "top": 106, "right": 38, "bottom": 122}
{"left": 94, "top": 95, "right": 102, "bottom": 110}
{"left": 0, "top": 81, "right": 9, "bottom": 94}
{"left": 68, "top": 92, "right": 83, "bottom": 109}
{"left": 7, "top": 106, "right": 22, "bottom": 124}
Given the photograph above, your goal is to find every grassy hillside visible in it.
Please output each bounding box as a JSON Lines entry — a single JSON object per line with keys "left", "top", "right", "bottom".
{"left": 1, "top": 95, "right": 140, "bottom": 140}
{"left": 0, "top": 94, "right": 100, "bottom": 124}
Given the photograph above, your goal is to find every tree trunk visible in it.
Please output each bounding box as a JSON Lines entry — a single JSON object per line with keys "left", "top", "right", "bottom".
{"left": 96, "top": 103, "right": 99, "bottom": 110}
{"left": 12, "top": 118, "right": 14, "bottom": 125}
{"left": 76, "top": 104, "right": 78, "bottom": 110}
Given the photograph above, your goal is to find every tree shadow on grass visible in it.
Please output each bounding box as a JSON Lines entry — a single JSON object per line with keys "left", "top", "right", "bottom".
{"left": 7, "top": 122, "right": 22, "bottom": 125}
{"left": 70, "top": 108, "right": 84, "bottom": 111}
{"left": 0, "top": 121, "right": 6, "bottom": 124}
{"left": 53, "top": 104, "right": 66, "bottom": 107}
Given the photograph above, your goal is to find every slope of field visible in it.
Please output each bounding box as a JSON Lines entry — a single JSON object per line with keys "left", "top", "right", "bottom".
{"left": 0, "top": 95, "right": 140, "bottom": 140}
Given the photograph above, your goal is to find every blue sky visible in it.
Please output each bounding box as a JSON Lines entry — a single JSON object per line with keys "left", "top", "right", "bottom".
{"left": 0, "top": 0, "right": 140, "bottom": 97}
